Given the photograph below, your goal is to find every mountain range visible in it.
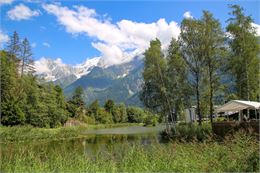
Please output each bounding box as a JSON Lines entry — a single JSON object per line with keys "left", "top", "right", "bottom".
{"left": 35, "top": 56, "right": 144, "bottom": 106}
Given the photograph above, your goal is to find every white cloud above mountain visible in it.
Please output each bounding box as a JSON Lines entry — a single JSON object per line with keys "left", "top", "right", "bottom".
{"left": 42, "top": 3, "right": 181, "bottom": 67}
{"left": 7, "top": 3, "right": 40, "bottom": 21}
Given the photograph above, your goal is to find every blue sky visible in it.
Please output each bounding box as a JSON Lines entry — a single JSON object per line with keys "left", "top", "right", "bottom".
{"left": 1, "top": 0, "right": 259, "bottom": 65}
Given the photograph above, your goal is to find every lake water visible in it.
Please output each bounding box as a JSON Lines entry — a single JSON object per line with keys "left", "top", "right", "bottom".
{"left": 1, "top": 124, "right": 167, "bottom": 160}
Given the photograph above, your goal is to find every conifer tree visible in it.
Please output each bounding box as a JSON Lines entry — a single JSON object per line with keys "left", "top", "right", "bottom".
{"left": 20, "top": 38, "right": 35, "bottom": 76}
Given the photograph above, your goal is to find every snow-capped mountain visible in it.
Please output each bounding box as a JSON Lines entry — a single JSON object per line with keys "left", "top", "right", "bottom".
{"left": 35, "top": 57, "right": 101, "bottom": 82}
{"left": 74, "top": 57, "right": 101, "bottom": 78}
{"left": 35, "top": 56, "right": 144, "bottom": 106}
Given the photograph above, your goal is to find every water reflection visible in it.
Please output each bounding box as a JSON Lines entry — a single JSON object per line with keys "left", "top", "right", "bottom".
{"left": 1, "top": 125, "right": 166, "bottom": 160}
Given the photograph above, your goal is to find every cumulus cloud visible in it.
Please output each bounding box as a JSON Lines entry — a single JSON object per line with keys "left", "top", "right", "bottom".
{"left": 34, "top": 57, "right": 52, "bottom": 74}
{"left": 42, "top": 42, "right": 50, "bottom": 48}
{"left": 0, "top": 0, "right": 13, "bottom": 5}
{"left": 43, "top": 3, "right": 181, "bottom": 67}
{"left": 251, "top": 23, "right": 260, "bottom": 36}
{"left": 183, "top": 11, "right": 193, "bottom": 19}
{"left": 0, "top": 30, "right": 9, "bottom": 48}
{"left": 7, "top": 3, "right": 40, "bottom": 21}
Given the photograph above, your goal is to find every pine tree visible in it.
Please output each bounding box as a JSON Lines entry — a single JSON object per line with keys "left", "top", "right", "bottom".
{"left": 20, "top": 38, "right": 35, "bottom": 76}
{"left": 0, "top": 51, "right": 25, "bottom": 125}
{"left": 226, "top": 5, "right": 260, "bottom": 101}
{"left": 67, "top": 86, "right": 85, "bottom": 118}
{"left": 6, "top": 31, "right": 21, "bottom": 59}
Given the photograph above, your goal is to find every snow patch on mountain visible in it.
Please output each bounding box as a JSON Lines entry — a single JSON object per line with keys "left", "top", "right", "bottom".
{"left": 35, "top": 57, "right": 101, "bottom": 81}
{"left": 74, "top": 57, "right": 101, "bottom": 78}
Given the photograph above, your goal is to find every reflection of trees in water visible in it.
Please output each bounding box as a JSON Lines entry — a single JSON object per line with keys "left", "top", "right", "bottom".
{"left": 2, "top": 133, "right": 163, "bottom": 161}
{"left": 83, "top": 134, "right": 161, "bottom": 159}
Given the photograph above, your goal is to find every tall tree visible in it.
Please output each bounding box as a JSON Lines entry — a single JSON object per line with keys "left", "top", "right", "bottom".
{"left": 140, "top": 39, "right": 171, "bottom": 130}
{"left": 20, "top": 38, "right": 35, "bottom": 76}
{"left": 0, "top": 51, "right": 25, "bottom": 125}
{"left": 5, "top": 31, "right": 22, "bottom": 76}
{"left": 6, "top": 31, "right": 21, "bottom": 61}
{"left": 179, "top": 18, "right": 205, "bottom": 125}
{"left": 67, "top": 86, "right": 85, "bottom": 117}
{"left": 200, "top": 11, "right": 226, "bottom": 124}
{"left": 104, "top": 99, "right": 115, "bottom": 113}
{"left": 166, "top": 38, "right": 191, "bottom": 121}
{"left": 226, "top": 5, "right": 260, "bottom": 101}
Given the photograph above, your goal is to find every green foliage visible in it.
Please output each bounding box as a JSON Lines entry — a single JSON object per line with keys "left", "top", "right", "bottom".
{"left": 140, "top": 39, "right": 169, "bottom": 119}
{"left": 166, "top": 38, "right": 191, "bottom": 121}
{"left": 144, "top": 112, "right": 159, "bottom": 126}
{"left": 126, "top": 106, "right": 146, "bottom": 123}
{"left": 96, "top": 108, "right": 113, "bottom": 124}
{"left": 226, "top": 5, "right": 260, "bottom": 101}
{"left": 116, "top": 103, "right": 128, "bottom": 123}
{"left": 67, "top": 86, "right": 85, "bottom": 118}
{"left": 169, "top": 123, "right": 212, "bottom": 141}
{"left": 104, "top": 99, "right": 115, "bottom": 113}
{"left": 1, "top": 51, "right": 25, "bottom": 125}
{"left": 0, "top": 32, "right": 69, "bottom": 128}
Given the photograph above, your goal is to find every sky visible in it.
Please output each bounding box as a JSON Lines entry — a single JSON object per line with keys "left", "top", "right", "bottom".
{"left": 0, "top": 0, "right": 260, "bottom": 66}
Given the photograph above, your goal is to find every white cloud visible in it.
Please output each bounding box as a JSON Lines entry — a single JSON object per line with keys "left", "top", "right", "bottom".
{"left": 0, "top": 30, "right": 9, "bottom": 48}
{"left": 42, "top": 42, "right": 50, "bottom": 48}
{"left": 252, "top": 23, "right": 260, "bottom": 36}
{"left": 34, "top": 57, "right": 52, "bottom": 74}
{"left": 7, "top": 3, "right": 40, "bottom": 21}
{"left": 31, "top": 42, "right": 37, "bottom": 48}
{"left": 43, "top": 3, "right": 181, "bottom": 66}
{"left": 0, "top": 0, "right": 13, "bottom": 5}
{"left": 183, "top": 11, "right": 193, "bottom": 19}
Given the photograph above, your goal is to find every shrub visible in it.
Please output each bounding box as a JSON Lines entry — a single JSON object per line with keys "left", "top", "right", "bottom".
{"left": 164, "top": 123, "right": 212, "bottom": 141}
{"left": 144, "top": 112, "right": 158, "bottom": 126}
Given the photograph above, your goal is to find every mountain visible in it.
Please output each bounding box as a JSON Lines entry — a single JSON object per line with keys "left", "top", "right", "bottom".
{"left": 35, "top": 57, "right": 100, "bottom": 88}
{"left": 35, "top": 56, "right": 144, "bottom": 106}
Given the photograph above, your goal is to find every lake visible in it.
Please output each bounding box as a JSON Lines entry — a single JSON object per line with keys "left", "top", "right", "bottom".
{"left": 1, "top": 124, "right": 167, "bottom": 161}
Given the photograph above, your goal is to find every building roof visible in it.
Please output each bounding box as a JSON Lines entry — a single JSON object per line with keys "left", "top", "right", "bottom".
{"left": 216, "top": 100, "right": 260, "bottom": 113}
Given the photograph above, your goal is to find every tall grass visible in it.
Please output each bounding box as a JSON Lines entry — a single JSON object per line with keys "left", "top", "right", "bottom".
{"left": 1, "top": 131, "right": 259, "bottom": 172}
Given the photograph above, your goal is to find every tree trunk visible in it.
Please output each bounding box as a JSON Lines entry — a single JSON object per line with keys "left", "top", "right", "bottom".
{"left": 21, "top": 58, "right": 25, "bottom": 76}
{"left": 209, "top": 70, "right": 213, "bottom": 125}
{"left": 196, "top": 74, "right": 202, "bottom": 125}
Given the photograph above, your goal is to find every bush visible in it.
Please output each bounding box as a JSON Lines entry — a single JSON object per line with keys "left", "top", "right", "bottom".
{"left": 126, "top": 107, "right": 146, "bottom": 123}
{"left": 82, "top": 115, "right": 96, "bottom": 124}
{"left": 144, "top": 113, "right": 158, "bottom": 126}
{"left": 164, "top": 123, "right": 212, "bottom": 141}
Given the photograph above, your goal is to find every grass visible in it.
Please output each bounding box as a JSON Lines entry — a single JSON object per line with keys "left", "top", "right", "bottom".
{"left": 0, "top": 123, "right": 140, "bottom": 142}
{"left": 1, "top": 131, "right": 259, "bottom": 172}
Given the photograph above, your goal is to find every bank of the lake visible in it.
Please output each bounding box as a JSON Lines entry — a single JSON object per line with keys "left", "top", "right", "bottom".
{"left": 0, "top": 123, "right": 141, "bottom": 142}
